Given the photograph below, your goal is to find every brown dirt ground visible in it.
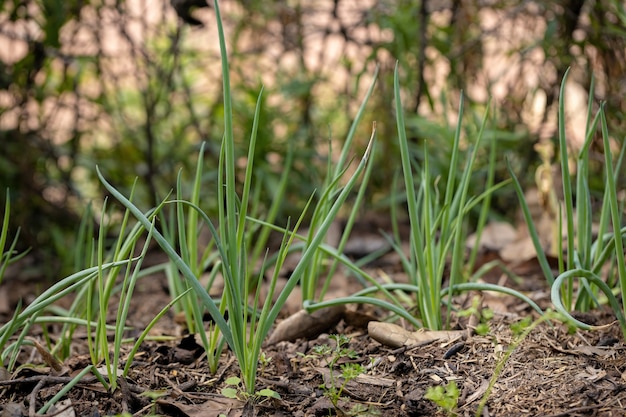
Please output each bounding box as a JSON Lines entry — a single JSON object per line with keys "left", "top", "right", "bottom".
{"left": 1, "top": 244, "right": 626, "bottom": 417}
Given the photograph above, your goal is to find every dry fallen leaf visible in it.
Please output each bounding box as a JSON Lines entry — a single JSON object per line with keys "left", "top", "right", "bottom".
{"left": 1, "top": 403, "right": 23, "bottom": 417}
{"left": 54, "top": 399, "right": 76, "bottom": 417}
{"left": 463, "top": 378, "right": 490, "bottom": 405}
{"left": 30, "top": 338, "right": 66, "bottom": 374}
{"left": 466, "top": 221, "right": 517, "bottom": 252}
{"left": 267, "top": 305, "right": 345, "bottom": 345}
{"left": 157, "top": 397, "right": 244, "bottom": 417}
{"left": 367, "top": 321, "right": 466, "bottom": 348}
{"left": 571, "top": 345, "right": 616, "bottom": 358}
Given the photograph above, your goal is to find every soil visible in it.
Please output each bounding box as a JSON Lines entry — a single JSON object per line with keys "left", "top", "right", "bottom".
{"left": 1, "top": 226, "right": 626, "bottom": 417}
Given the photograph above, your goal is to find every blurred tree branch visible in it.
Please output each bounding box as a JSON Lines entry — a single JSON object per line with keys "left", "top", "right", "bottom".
{"left": 1, "top": 0, "right": 625, "bottom": 277}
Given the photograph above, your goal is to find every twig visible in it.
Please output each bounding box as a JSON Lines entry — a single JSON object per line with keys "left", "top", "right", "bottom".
{"left": 29, "top": 377, "right": 47, "bottom": 417}
{"left": 119, "top": 376, "right": 132, "bottom": 415}
{"left": 24, "top": 376, "right": 75, "bottom": 417}
{"left": 0, "top": 375, "right": 94, "bottom": 387}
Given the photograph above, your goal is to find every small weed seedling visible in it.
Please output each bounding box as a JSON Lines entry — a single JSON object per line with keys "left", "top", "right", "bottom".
{"left": 458, "top": 296, "right": 494, "bottom": 336}
{"left": 425, "top": 380, "right": 460, "bottom": 416}
{"left": 312, "top": 334, "right": 373, "bottom": 415}
{"left": 258, "top": 350, "right": 272, "bottom": 374}
{"left": 221, "top": 376, "right": 280, "bottom": 403}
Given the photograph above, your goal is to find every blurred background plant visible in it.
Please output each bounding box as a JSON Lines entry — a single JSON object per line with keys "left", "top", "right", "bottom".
{"left": 1, "top": 0, "right": 625, "bottom": 278}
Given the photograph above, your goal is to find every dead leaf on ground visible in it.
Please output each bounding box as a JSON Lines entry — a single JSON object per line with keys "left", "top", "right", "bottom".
{"left": 156, "top": 397, "right": 244, "bottom": 417}
{"left": 466, "top": 221, "right": 517, "bottom": 251}
{"left": 30, "top": 338, "right": 66, "bottom": 375}
{"left": 54, "top": 399, "right": 76, "bottom": 417}
{"left": 266, "top": 305, "right": 345, "bottom": 345}
{"left": 1, "top": 403, "right": 23, "bottom": 417}
{"left": 463, "top": 378, "right": 490, "bottom": 405}
{"left": 367, "top": 321, "right": 466, "bottom": 348}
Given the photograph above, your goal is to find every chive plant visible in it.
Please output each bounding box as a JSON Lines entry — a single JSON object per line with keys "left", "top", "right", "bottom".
{"left": 300, "top": 70, "right": 379, "bottom": 303}
{"left": 509, "top": 70, "right": 626, "bottom": 337}
{"left": 393, "top": 64, "right": 517, "bottom": 330}
{"left": 161, "top": 145, "right": 224, "bottom": 373}
{"left": 0, "top": 258, "right": 137, "bottom": 371}
{"left": 0, "top": 182, "right": 195, "bottom": 397}
{"left": 305, "top": 66, "right": 541, "bottom": 330}
{"left": 96, "top": 0, "right": 376, "bottom": 395}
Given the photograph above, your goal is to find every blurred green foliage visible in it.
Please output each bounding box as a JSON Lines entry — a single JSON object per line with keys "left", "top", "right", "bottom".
{"left": 0, "top": 0, "right": 625, "bottom": 278}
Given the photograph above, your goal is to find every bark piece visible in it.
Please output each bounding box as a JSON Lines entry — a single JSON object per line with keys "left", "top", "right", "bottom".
{"left": 267, "top": 305, "right": 345, "bottom": 345}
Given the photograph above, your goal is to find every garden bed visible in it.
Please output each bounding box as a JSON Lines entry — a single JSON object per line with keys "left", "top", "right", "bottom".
{"left": 1, "top": 249, "right": 625, "bottom": 417}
